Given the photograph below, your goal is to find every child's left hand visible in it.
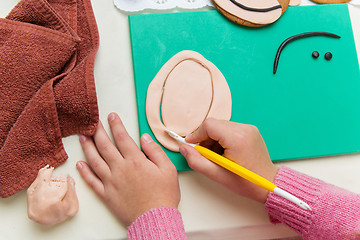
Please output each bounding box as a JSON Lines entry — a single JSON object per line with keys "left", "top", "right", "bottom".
{"left": 76, "top": 113, "right": 180, "bottom": 227}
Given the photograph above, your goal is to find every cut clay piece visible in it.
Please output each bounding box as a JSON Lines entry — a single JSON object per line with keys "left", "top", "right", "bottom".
{"left": 311, "top": 0, "right": 350, "bottom": 3}
{"left": 212, "top": 0, "right": 290, "bottom": 27}
{"left": 146, "top": 50, "right": 232, "bottom": 152}
{"left": 27, "top": 165, "right": 78, "bottom": 226}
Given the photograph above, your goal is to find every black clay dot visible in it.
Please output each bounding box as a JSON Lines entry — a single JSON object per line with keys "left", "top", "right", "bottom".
{"left": 325, "top": 52, "right": 333, "bottom": 60}
{"left": 312, "top": 51, "right": 319, "bottom": 58}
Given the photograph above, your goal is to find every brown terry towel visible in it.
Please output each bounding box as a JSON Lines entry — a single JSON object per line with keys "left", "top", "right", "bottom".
{"left": 0, "top": 0, "right": 99, "bottom": 198}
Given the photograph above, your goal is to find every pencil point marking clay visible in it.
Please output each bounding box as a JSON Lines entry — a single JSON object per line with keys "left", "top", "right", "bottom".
{"left": 146, "top": 50, "right": 232, "bottom": 152}
{"left": 27, "top": 165, "right": 79, "bottom": 226}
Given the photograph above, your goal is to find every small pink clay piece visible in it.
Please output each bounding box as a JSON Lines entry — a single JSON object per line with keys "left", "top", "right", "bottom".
{"left": 146, "top": 50, "right": 232, "bottom": 152}
{"left": 27, "top": 165, "right": 79, "bottom": 226}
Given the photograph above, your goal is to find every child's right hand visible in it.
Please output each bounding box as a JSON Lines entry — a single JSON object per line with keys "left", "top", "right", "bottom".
{"left": 180, "top": 118, "right": 278, "bottom": 204}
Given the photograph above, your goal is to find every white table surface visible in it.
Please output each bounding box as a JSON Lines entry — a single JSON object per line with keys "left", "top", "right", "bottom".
{"left": 1, "top": 1, "right": 360, "bottom": 239}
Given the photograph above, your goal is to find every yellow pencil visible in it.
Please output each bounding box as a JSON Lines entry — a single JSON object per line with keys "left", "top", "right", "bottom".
{"left": 165, "top": 129, "right": 311, "bottom": 211}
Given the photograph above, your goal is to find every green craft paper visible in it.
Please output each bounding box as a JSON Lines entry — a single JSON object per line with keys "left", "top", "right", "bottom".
{"left": 129, "top": 4, "right": 360, "bottom": 171}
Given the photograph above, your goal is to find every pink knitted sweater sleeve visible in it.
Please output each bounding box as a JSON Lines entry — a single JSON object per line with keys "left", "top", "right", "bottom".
{"left": 127, "top": 207, "right": 187, "bottom": 239}
{"left": 265, "top": 166, "right": 360, "bottom": 240}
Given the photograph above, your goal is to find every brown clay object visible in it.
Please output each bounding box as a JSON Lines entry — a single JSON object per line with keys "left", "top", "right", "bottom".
{"left": 212, "top": 0, "right": 291, "bottom": 27}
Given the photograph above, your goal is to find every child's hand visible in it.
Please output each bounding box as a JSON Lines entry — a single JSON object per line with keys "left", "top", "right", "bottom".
{"left": 180, "top": 118, "right": 278, "bottom": 203}
{"left": 76, "top": 113, "right": 180, "bottom": 227}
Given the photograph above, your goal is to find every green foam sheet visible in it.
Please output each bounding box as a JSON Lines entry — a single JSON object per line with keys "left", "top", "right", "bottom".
{"left": 129, "top": 4, "right": 360, "bottom": 171}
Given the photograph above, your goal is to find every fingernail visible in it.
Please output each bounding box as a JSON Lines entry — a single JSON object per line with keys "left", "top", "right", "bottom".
{"left": 108, "top": 113, "right": 116, "bottom": 122}
{"left": 79, "top": 135, "right": 87, "bottom": 143}
{"left": 142, "top": 133, "right": 153, "bottom": 144}
{"left": 76, "top": 162, "right": 83, "bottom": 170}
{"left": 180, "top": 147, "right": 187, "bottom": 157}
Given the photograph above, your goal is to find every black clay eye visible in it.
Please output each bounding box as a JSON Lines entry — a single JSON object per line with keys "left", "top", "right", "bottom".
{"left": 325, "top": 52, "right": 332, "bottom": 60}
{"left": 312, "top": 51, "right": 319, "bottom": 58}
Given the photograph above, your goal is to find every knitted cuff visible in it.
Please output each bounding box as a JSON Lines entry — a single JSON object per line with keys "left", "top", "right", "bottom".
{"left": 128, "top": 207, "right": 187, "bottom": 240}
{"left": 265, "top": 166, "right": 321, "bottom": 235}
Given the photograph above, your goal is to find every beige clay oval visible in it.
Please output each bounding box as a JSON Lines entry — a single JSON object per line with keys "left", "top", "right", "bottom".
{"left": 146, "top": 50, "right": 232, "bottom": 152}
{"left": 161, "top": 60, "right": 213, "bottom": 137}
{"left": 213, "top": 0, "right": 283, "bottom": 25}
